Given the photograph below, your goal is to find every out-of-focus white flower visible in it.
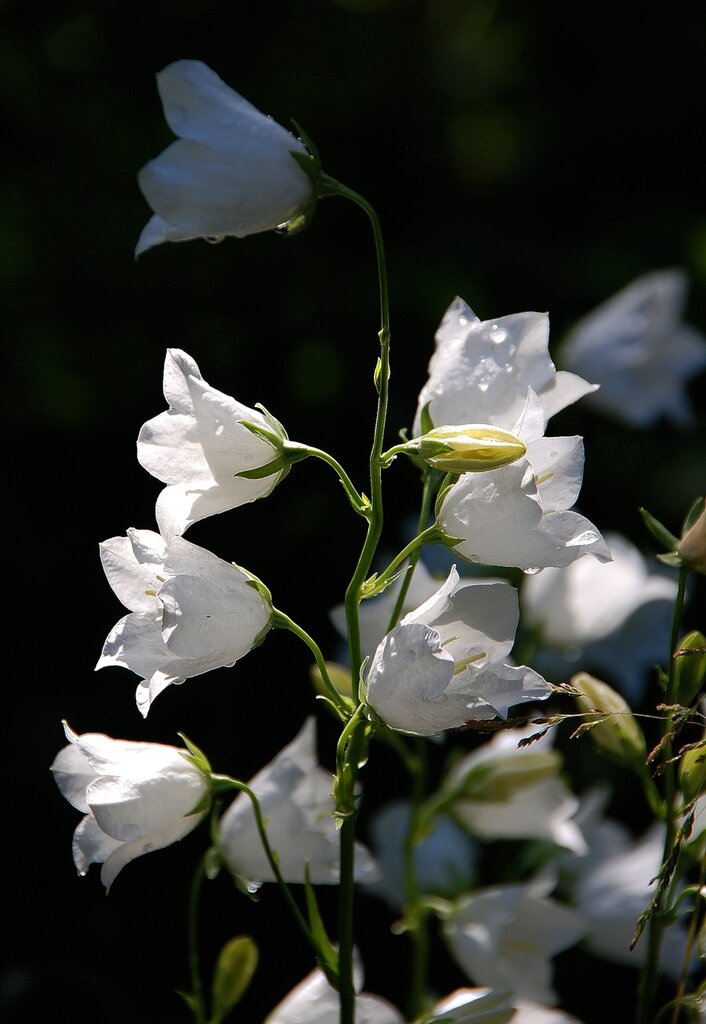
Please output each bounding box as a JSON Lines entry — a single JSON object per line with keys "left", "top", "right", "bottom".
{"left": 138, "top": 349, "right": 288, "bottom": 540}
{"left": 413, "top": 297, "right": 596, "bottom": 436}
{"left": 521, "top": 533, "right": 676, "bottom": 700}
{"left": 218, "top": 718, "right": 378, "bottom": 888}
{"left": 137, "top": 60, "right": 315, "bottom": 255}
{"left": 564, "top": 796, "right": 688, "bottom": 978}
{"left": 560, "top": 269, "right": 706, "bottom": 427}
{"left": 428, "top": 989, "right": 584, "bottom": 1024}
{"left": 365, "top": 566, "right": 551, "bottom": 735}
{"left": 97, "top": 528, "right": 271, "bottom": 716}
{"left": 364, "top": 799, "right": 476, "bottom": 910}
{"left": 51, "top": 723, "right": 209, "bottom": 890}
{"left": 442, "top": 880, "right": 585, "bottom": 1005}
{"left": 678, "top": 499, "right": 706, "bottom": 574}
{"left": 438, "top": 391, "right": 610, "bottom": 572}
{"left": 446, "top": 725, "right": 586, "bottom": 854}
{"left": 264, "top": 967, "right": 403, "bottom": 1023}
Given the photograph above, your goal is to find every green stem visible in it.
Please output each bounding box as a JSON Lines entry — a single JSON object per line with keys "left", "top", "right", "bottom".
{"left": 402, "top": 736, "right": 431, "bottom": 1019}
{"left": 386, "top": 471, "right": 440, "bottom": 633}
{"left": 286, "top": 442, "right": 369, "bottom": 516}
{"left": 636, "top": 566, "right": 689, "bottom": 1024}
{"left": 372, "top": 525, "right": 441, "bottom": 600}
{"left": 272, "top": 608, "right": 350, "bottom": 714}
{"left": 188, "top": 856, "right": 207, "bottom": 1024}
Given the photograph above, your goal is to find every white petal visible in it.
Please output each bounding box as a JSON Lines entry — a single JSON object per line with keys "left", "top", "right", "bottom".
{"left": 525, "top": 435, "right": 584, "bottom": 512}
{"left": 51, "top": 740, "right": 96, "bottom": 813}
{"left": 72, "top": 813, "right": 123, "bottom": 877}
{"left": 99, "top": 532, "right": 166, "bottom": 612}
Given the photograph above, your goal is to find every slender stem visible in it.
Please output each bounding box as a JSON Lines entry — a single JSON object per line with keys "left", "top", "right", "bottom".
{"left": 373, "top": 525, "right": 441, "bottom": 599}
{"left": 272, "top": 608, "right": 350, "bottom": 714}
{"left": 402, "top": 736, "right": 431, "bottom": 1019}
{"left": 636, "top": 566, "right": 690, "bottom": 1024}
{"left": 386, "top": 471, "right": 440, "bottom": 633}
{"left": 287, "top": 442, "right": 369, "bottom": 516}
{"left": 188, "top": 856, "right": 207, "bottom": 1024}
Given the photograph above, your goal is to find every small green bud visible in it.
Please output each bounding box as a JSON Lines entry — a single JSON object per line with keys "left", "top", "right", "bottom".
{"left": 673, "top": 631, "right": 706, "bottom": 705}
{"left": 679, "top": 744, "right": 706, "bottom": 803}
{"left": 678, "top": 498, "right": 706, "bottom": 574}
{"left": 411, "top": 424, "right": 526, "bottom": 474}
{"left": 572, "top": 672, "right": 646, "bottom": 764}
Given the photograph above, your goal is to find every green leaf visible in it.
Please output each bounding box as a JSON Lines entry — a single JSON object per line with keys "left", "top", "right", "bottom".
{"left": 639, "top": 506, "right": 679, "bottom": 551}
{"left": 210, "top": 936, "right": 259, "bottom": 1024}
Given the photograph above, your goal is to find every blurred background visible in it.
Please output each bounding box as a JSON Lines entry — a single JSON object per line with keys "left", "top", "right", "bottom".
{"left": 3, "top": 0, "right": 705, "bottom": 1021}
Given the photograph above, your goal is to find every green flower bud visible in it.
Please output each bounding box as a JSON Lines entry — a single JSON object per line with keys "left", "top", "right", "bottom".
{"left": 673, "top": 631, "right": 706, "bottom": 705}
{"left": 572, "top": 672, "right": 646, "bottom": 764}
{"left": 678, "top": 498, "right": 706, "bottom": 574}
{"left": 679, "top": 744, "right": 706, "bottom": 803}
{"left": 413, "top": 424, "right": 526, "bottom": 474}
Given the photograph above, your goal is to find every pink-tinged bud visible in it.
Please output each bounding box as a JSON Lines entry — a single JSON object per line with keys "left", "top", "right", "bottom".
{"left": 678, "top": 499, "right": 706, "bottom": 574}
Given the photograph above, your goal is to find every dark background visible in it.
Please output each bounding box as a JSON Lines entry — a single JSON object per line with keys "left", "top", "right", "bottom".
{"left": 3, "top": 1, "right": 706, "bottom": 1021}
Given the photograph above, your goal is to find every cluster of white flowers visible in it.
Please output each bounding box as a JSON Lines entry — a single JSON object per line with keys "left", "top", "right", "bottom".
{"left": 51, "top": 58, "right": 706, "bottom": 1024}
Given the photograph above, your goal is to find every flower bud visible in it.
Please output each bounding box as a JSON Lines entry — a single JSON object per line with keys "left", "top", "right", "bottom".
{"left": 456, "top": 749, "right": 561, "bottom": 802}
{"left": 679, "top": 744, "right": 706, "bottom": 803}
{"left": 572, "top": 672, "right": 646, "bottom": 764}
{"left": 673, "top": 631, "right": 706, "bottom": 705}
{"left": 677, "top": 498, "right": 706, "bottom": 574}
{"left": 413, "top": 424, "right": 526, "bottom": 473}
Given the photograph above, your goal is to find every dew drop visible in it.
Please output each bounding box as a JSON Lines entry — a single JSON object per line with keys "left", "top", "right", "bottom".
{"left": 478, "top": 378, "right": 489, "bottom": 392}
{"left": 459, "top": 316, "right": 468, "bottom": 326}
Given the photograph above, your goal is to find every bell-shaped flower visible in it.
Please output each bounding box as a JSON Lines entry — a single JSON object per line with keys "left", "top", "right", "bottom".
{"left": 264, "top": 967, "right": 403, "bottom": 1024}
{"left": 442, "top": 879, "right": 585, "bottom": 1005}
{"left": 218, "top": 718, "right": 378, "bottom": 888}
{"left": 50, "top": 723, "right": 210, "bottom": 889}
{"left": 445, "top": 725, "right": 586, "bottom": 854}
{"left": 138, "top": 349, "right": 289, "bottom": 540}
{"left": 521, "top": 532, "right": 676, "bottom": 701}
{"left": 136, "top": 60, "right": 316, "bottom": 255}
{"left": 560, "top": 269, "right": 706, "bottom": 427}
{"left": 97, "top": 528, "right": 272, "bottom": 716}
{"left": 437, "top": 391, "right": 611, "bottom": 572}
{"left": 413, "top": 297, "right": 596, "bottom": 436}
{"left": 364, "top": 566, "right": 551, "bottom": 735}
{"left": 363, "top": 799, "right": 476, "bottom": 910}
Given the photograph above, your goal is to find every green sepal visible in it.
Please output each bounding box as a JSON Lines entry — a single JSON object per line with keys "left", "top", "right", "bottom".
{"left": 303, "top": 864, "right": 339, "bottom": 987}
{"left": 255, "top": 402, "right": 289, "bottom": 439}
{"left": 239, "top": 569, "right": 274, "bottom": 610}
{"left": 176, "top": 990, "right": 199, "bottom": 1013}
{"left": 316, "top": 693, "right": 353, "bottom": 723}
{"left": 238, "top": 418, "right": 284, "bottom": 448}
{"left": 683, "top": 495, "right": 706, "bottom": 534}
{"left": 639, "top": 506, "right": 679, "bottom": 551}
{"left": 235, "top": 456, "right": 288, "bottom": 480}
{"left": 420, "top": 400, "right": 435, "bottom": 436}
{"left": 360, "top": 569, "right": 405, "bottom": 600}
{"left": 289, "top": 120, "right": 322, "bottom": 182}
{"left": 657, "top": 551, "right": 684, "bottom": 568}
{"left": 178, "top": 733, "right": 213, "bottom": 778}
{"left": 209, "top": 935, "right": 259, "bottom": 1024}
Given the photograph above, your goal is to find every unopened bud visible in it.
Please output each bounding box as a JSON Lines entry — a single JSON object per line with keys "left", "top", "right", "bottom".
{"left": 678, "top": 499, "right": 706, "bottom": 574}
{"left": 414, "top": 424, "right": 526, "bottom": 474}
{"left": 680, "top": 744, "right": 706, "bottom": 803}
{"left": 456, "top": 750, "right": 561, "bottom": 802}
{"left": 572, "top": 672, "right": 646, "bottom": 763}
{"left": 673, "top": 631, "right": 706, "bottom": 705}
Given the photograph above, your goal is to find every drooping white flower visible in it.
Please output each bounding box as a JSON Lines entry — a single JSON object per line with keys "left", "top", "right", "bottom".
{"left": 136, "top": 60, "right": 315, "bottom": 255}
{"left": 364, "top": 799, "right": 476, "bottom": 910}
{"left": 521, "top": 532, "right": 676, "bottom": 700}
{"left": 50, "top": 723, "right": 209, "bottom": 889}
{"left": 138, "top": 348, "right": 288, "bottom": 540}
{"left": 560, "top": 269, "right": 706, "bottom": 427}
{"left": 264, "top": 968, "right": 403, "bottom": 1024}
{"left": 96, "top": 528, "right": 271, "bottom": 716}
{"left": 218, "top": 718, "right": 378, "bottom": 887}
{"left": 442, "top": 880, "right": 585, "bottom": 1005}
{"left": 413, "top": 297, "right": 596, "bottom": 436}
{"left": 364, "top": 566, "right": 551, "bottom": 735}
{"left": 438, "top": 391, "right": 611, "bottom": 572}
{"left": 446, "top": 725, "right": 586, "bottom": 854}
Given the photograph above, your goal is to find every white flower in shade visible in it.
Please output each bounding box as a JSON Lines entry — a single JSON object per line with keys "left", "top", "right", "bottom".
{"left": 136, "top": 60, "right": 314, "bottom": 255}
{"left": 428, "top": 989, "right": 584, "bottom": 1024}
{"left": 364, "top": 799, "right": 476, "bottom": 910}
{"left": 264, "top": 968, "right": 403, "bottom": 1024}
{"left": 364, "top": 565, "right": 551, "bottom": 735}
{"left": 137, "top": 349, "right": 288, "bottom": 540}
{"left": 438, "top": 390, "right": 611, "bottom": 572}
{"left": 218, "top": 718, "right": 378, "bottom": 888}
{"left": 560, "top": 269, "right": 706, "bottom": 427}
{"left": 97, "top": 529, "right": 271, "bottom": 716}
{"left": 566, "top": 811, "right": 688, "bottom": 979}
{"left": 442, "top": 880, "right": 585, "bottom": 1005}
{"left": 50, "top": 723, "right": 209, "bottom": 890}
{"left": 446, "top": 725, "right": 586, "bottom": 854}
{"left": 521, "top": 533, "right": 676, "bottom": 701}
{"left": 413, "top": 297, "right": 596, "bottom": 436}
